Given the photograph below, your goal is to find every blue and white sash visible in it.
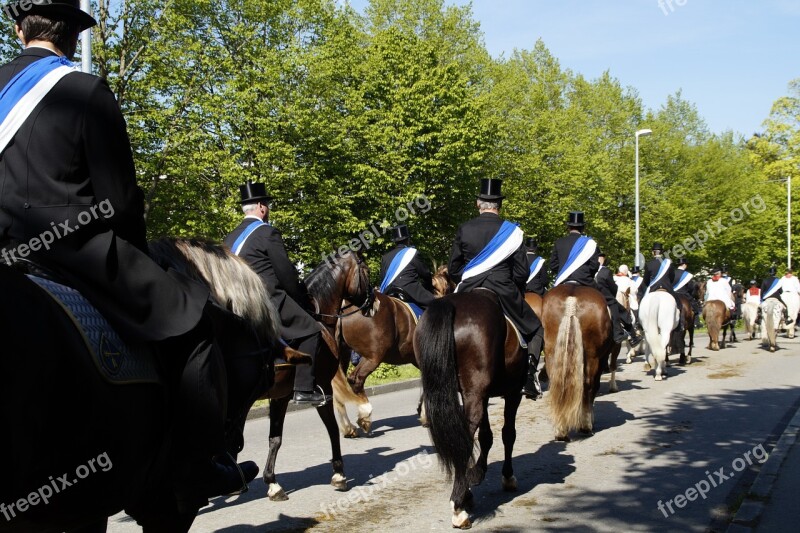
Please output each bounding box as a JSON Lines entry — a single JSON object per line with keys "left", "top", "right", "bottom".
{"left": 379, "top": 247, "right": 417, "bottom": 292}
{"left": 644, "top": 258, "right": 672, "bottom": 298}
{"left": 553, "top": 236, "right": 597, "bottom": 287}
{"left": 527, "top": 256, "right": 544, "bottom": 284}
{"left": 231, "top": 219, "right": 267, "bottom": 256}
{"left": 674, "top": 270, "right": 693, "bottom": 291}
{"left": 0, "top": 55, "right": 79, "bottom": 153}
{"left": 762, "top": 278, "right": 781, "bottom": 302}
{"left": 455, "top": 221, "right": 523, "bottom": 292}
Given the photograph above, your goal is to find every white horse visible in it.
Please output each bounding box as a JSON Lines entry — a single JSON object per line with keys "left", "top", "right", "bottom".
{"left": 742, "top": 301, "right": 760, "bottom": 340}
{"left": 638, "top": 291, "right": 680, "bottom": 380}
{"left": 760, "top": 298, "right": 784, "bottom": 352}
{"left": 782, "top": 291, "right": 800, "bottom": 338}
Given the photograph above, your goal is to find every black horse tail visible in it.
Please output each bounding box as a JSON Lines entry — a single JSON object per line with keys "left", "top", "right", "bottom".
{"left": 417, "top": 297, "right": 472, "bottom": 480}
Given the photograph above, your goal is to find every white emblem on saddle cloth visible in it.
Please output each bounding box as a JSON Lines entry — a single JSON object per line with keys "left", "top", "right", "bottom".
{"left": 26, "top": 275, "right": 160, "bottom": 385}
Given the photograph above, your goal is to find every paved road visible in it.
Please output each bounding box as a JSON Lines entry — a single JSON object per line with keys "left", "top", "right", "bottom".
{"left": 109, "top": 332, "right": 800, "bottom": 532}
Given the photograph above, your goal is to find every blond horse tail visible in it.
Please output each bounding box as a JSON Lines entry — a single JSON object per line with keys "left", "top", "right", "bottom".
{"left": 548, "top": 296, "right": 584, "bottom": 438}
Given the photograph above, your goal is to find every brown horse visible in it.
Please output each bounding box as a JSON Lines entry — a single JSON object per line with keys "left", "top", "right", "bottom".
{"left": 543, "top": 284, "right": 615, "bottom": 440}
{"left": 702, "top": 300, "right": 731, "bottom": 351}
{"left": 675, "top": 295, "right": 695, "bottom": 364}
{"left": 416, "top": 289, "right": 524, "bottom": 529}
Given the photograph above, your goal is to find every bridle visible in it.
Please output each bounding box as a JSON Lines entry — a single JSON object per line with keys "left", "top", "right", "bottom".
{"left": 314, "top": 253, "right": 372, "bottom": 320}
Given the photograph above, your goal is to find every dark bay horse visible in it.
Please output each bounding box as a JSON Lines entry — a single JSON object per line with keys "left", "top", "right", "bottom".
{"left": 675, "top": 295, "right": 695, "bottom": 364}
{"left": 703, "top": 300, "right": 732, "bottom": 351}
{"left": 415, "top": 290, "right": 524, "bottom": 529}
{"left": 1, "top": 239, "right": 281, "bottom": 533}
{"left": 543, "top": 285, "right": 615, "bottom": 440}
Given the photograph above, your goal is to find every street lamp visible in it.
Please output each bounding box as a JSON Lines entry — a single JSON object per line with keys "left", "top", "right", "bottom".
{"left": 635, "top": 128, "right": 652, "bottom": 268}
{"left": 765, "top": 176, "right": 793, "bottom": 270}
{"left": 80, "top": 0, "right": 92, "bottom": 73}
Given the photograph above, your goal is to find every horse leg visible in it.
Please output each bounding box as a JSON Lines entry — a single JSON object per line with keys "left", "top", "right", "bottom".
{"left": 608, "top": 344, "right": 620, "bottom": 393}
{"left": 687, "top": 327, "right": 693, "bottom": 362}
{"left": 264, "top": 397, "right": 290, "bottom": 501}
{"left": 330, "top": 368, "right": 360, "bottom": 438}
{"left": 466, "top": 399, "right": 492, "bottom": 487}
{"left": 580, "top": 359, "right": 602, "bottom": 434}
{"left": 501, "top": 393, "right": 522, "bottom": 491}
{"left": 451, "top": 393, "right": 482, "bottom": 529}
{"left": 417, "top": 391, "right": 430, "bottom": 427}
{"left": 316, "top": 399, "right": 348, "bottom": 491}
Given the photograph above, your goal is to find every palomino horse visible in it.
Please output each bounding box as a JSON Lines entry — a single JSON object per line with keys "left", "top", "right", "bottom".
{"left": 638, "top": 290, "right": 680, "bottom": 380}
{"left": 1, "top": 239, "right": 280, "bottom": 533}
{"left": 543, "top": 284, "right": 616, "bottom": 440}
{"left": 416, "top": 290, "right": 525, "bottom": 529}
{"left": 760, "top": 298, "right": 784, "bottom": 352}
{"left": 702, "top": 300, "right": 732, "bottom": 351}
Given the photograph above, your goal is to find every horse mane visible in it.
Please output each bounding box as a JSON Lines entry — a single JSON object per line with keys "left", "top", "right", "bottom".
{"left": 306, "top": 254, "right": 344, "bottom": 303}
{"left": 148, "top": 238, "right": 279, "bottom": 344}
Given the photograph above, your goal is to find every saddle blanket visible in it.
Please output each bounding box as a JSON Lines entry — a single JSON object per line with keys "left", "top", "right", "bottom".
{"left": 390, "top": 297, "right": 423, "bottom": 323}
{"left": 506, "top": 317, "right": 527, "bottom": 350}
{"left": 27, "top": 275, "right": 160, "bottom": 385}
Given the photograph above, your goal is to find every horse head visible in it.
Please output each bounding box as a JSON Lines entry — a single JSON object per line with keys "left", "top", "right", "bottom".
{"left": 306, "top": 249, "right": 371, "bottom": 318}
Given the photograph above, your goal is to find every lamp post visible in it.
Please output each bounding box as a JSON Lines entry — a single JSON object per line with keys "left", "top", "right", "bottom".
{"left": 80, "top": 0, "right": 92, "bottom": 74}
{"left": 766, "top": 176, "right": 793, "bottom": 270}
{"left": 635, "top": 128, "right": 652, "bottom": 268}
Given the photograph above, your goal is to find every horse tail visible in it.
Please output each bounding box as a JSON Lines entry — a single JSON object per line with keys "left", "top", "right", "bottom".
{"left": 417, "top": 298, "right": 471, "bottom": 480}
{"left": 548, "top": 296, "right": 585, "bottom": 436}
{"left": 148, "top": 238, "right": 280, "bottom": 345}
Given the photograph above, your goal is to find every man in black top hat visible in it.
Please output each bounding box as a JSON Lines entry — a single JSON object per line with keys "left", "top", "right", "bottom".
{"left": 378, "top": 224, "right": 435, "bottom": 309}
{"left": 449, "top": 178, "right": 545, "bottom": 399}
{"left": 224, "top": 181, "right": 326, "bottom": 405}
{"left": 674, "top": 257, "right": 702, "bottom": 328}
{"left": 524, "top": 237, "right": 548, "bottom": 295}
{"left": 756, "top": 266, "right": 793, "bottom": 325}
{"left": 0, "top": 1, "right": 259, "bottom": 512}
{"left": 638, "top": 242, "right": 683, "bottom": 330}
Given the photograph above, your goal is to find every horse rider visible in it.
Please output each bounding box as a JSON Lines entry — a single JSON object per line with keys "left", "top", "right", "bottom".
{"left": 613, "top": 264, "right": 638, "bottom": 319}
{"left": 378, "top": 224, "right": 436, "bottom": 310}
{"left": 448, "top": 178, "right": 545, "bottom": 399}
{"left": 745, "top": 280, "right": 761, "bottom": 306}
{"left": 224, "top": 181, "right": 326, "bottom": 406}
{"left": 0, "top": 1, "right": 257, "bottom": 510}
{"left": 730, "top": 277, "right": 744, "bottom": 326}
{"left": 704, "top": 266, "right": 736, "bottom": 321}
{"left": 781, "top": 268, "right": 800, "bottom": 323}
{"left": 597, "top": 252, "right": 642, "bottom": 346}
{"left": 637, "top": 242, "right": 683, "bottom": 330}
{"left": 756, "top": 266, "right": 793, "bottom": 325}
{"left": 548, "top": 212, "right": 641, "bottom": 347}
{"left": 674, "top": 257, "right": 702, "bottom": 328}
{"left": 524, "top": 237, "right": 548, "bottom": 296}
{"left": 630, "top": 265, "right": 644, "bottom": 323}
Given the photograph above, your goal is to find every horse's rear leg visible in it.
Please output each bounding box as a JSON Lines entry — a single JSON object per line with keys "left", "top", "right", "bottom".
{"left": 317, "top": 399, "right": 347, "bottom": 491}
{"left": 264, "top": 397, "right": 290, "bottom": 501}
{"left": 450, "top": 394, "right": 483, "bottom": 529}
{"left": 501, "top": 393, "right": 522, "bottom": 490}
{"left": 466, "top": 399, "right": 492, "bottom": 488}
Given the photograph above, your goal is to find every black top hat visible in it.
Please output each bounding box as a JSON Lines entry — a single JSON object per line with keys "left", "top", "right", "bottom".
{"left": 651, "top": 242, "right": 664, "bottom": 252}
{"left": 239, "top": 181, "right": 272, "bottom": 204}
{"left": 632, "top": 265, "right": 641, "bottom": 274}
{"left": 769, "top": 266, "right": 777, "bottom": 276}
{"left": 524, "top": 237, "right": 538, "bottom": 250}
{"left": 712, "top": 265, "right": 722, "bottom": 274}
{"left": 390, "top": 224, "right": 410, "bottom": 243}
{"left": 721, "top": 264, "right": 729, "bottom": 273}
{"left": 566, "top": 211, "right": 585, "bottom": 227}
{"left": 477, "top": 178, "right": 504, "bottom": 201}
{"left": 4, "top": 1, "right": 97, "bottom": 31}
{"left": 677, "top": 257, "right": 689, "bottom": 266}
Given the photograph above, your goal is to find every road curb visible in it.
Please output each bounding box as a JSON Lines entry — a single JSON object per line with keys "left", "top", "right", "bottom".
{"left": 726, "top": 401, "right": 800, "bottom": 532}
{"left": 246, "top": 377, "right": 422, "bottom": 420}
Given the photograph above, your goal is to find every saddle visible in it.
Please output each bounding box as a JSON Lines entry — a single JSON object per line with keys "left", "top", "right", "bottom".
{"left": 26, "top": 275, "right": 161, "bottom": 385}
{"left": 472, "top": 287, "right": 527, "bottom": 349}
{"left": 385, "top": 288, "right": 424, "bottom": 323}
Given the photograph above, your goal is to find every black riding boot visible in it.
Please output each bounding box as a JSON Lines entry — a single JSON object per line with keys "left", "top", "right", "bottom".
{"left": 522, "top": 334, "right": 544, "bottom": 400}
{"left": 755, "top": 306, "right": 762, "bottom": 325}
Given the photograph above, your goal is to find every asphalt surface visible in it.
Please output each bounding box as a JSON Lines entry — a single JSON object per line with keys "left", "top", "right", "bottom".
{"left": 108, "top": 330, "right": 800, "bottom": 532}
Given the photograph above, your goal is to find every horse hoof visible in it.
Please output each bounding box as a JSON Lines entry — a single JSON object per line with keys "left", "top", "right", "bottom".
{"left": 609, "top": 383, "right": 619, "bottom": 394}
{"left": 357, "top": 417, "right": 372, "bottom": 435}
{"left": 579, "top": 427, "right": 594, "bottom": 435}
{"left": 451, "top": 510, "right": 472, "bottom": 529}
{"left": 686, "top": 356, "right": 692, "bottom": 364}
{"left": 267, "top": 483, "right": 288, "bottom": 501}
{"left": 643, "top": 363, "right": 652, "bottom": 372}
{"left": 555, "top": 434, "right": 571, "bottom": 442}
{"left": 331, "top": 472, "right": 348, "bottom": 491}
{"left": 654, "top": 373, "right": 663, "bottom": 381}
{"left": 502, "top": 475, "right": 518, "bottom": 492}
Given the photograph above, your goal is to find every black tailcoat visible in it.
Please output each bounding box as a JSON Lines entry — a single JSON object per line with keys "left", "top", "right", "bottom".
{"left": 548, "top": 232, "right": 599, "bottom": 286}
{"left": 377, "top": 244, "right": 435, "bottom": 307}
{"left": 525, "top": 251, "right": 548, "bottom": 295}
{"left": 761, "top": 276, "right": 782, "bottom": 299}
{"left": 448, "top": 212, "right": 539, "bottom": 338}
{"left": 638, "top": 256, "right": 677, "bottom": 300}
{"left": 0, "top": 48, "right": 206, "bottom": 342}
{"left": 224, "top": 218, "right": 319, "bottom": 341}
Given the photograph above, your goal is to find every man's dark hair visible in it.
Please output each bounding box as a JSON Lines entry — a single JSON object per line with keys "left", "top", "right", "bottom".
{"left": 19, "top": 15, "right": 80, "bottom": 56}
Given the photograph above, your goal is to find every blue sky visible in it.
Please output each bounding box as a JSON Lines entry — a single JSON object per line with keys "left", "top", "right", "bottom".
{"left": 345, "top": 0, "right": 800, "bottom": 137}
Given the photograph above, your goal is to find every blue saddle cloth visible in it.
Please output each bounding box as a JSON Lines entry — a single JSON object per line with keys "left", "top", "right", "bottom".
{"left": 27, "top": 275, "right": 160, "bottom": 385}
